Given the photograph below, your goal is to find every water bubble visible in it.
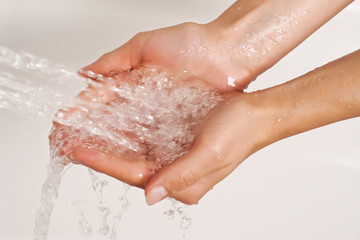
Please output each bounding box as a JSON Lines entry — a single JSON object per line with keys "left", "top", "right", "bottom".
{"left": 99, "top": 224, "right": 110, "bottom": 235}
{"left": 78, "top": 218, "right": 93, "bottom": 237}
{"left": 227, "top": 76, "right": 236, "bottom": 87}
{"left": 177, "top": 207, "right": 185, "bottom": 216}
{"left": 180, "top": 217, "right": 192, "bottom": 230}
{"left": 163, "top": 208, "right": 176, "bottom": 220}
{"left": 99, "top": 206, "right": 111, "bottom": 216}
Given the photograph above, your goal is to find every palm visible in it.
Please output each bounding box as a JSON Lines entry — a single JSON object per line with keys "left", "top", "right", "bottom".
{"left": 83, "top": 23, "right": 252, "bottom": 91}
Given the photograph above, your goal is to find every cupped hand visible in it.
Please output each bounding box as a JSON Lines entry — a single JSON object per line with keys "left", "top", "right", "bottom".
{"left": 49, "top": 74, "right": 160, "bottom": 189}
{"left": 144, "top": 93, "right": 272, "bottom": 205}
{"left": 67, "top": 91, "right": 273, "bottom": 205}
{"left": 52, "top": 22, "right": 270, "bottom": 203}
{"left": 80, "top": 22, "right": 253, "bottom": 91}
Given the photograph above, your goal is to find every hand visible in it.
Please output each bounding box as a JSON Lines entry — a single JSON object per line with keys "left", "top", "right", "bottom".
{"left": 49, "top": 72, "right": 160, "bottom": 188}
{"left": 68, "top": 92, "right": 272, "bottom": 204}
{"left": 144, "top": 93, "right": 270, "bottom": 205}
{"left": 66, "top": 50, "right": 360, "bottom": 205}
{"left": 80, "top": 22, "right": 253, "bottom": 91}
{"left": 79, "top": 0, "right": 353, "bottom": 92}
{"left": 55, "top": 0, "right": 357, "bottom": 205}
{"left": 144, "top": 49, "right": 360, "bottom": 205}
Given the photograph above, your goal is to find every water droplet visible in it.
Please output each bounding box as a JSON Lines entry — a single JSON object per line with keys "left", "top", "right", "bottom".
{"left": 177, "top": 207, "right": 185, "bottom": 216}
{"left": 180, "top": 217, "right": 192, "bottom": 229}
{"left": 78, "top": 219, "right": 93, "bottom": 237}
{"left": 227, "top": 76, "right": 236, "bottom": 87}
{"left": 99, "top": 224, "right": 110, "bottom": 235}
{"left": 163, "top": 209, "right": 176, "bottom": 220}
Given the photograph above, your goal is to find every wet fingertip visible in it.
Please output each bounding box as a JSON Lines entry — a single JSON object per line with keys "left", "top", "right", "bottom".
{"left": 77, "top": 68, "right": 87, "bottom": 75}
{"left": 78, "top": 68, "right": 104, "bottom": 80}
{"left": 70, "top": 148, "right": 106, "bottom": 166}
{"left": 77, "top": 68, "right": 94, "bottom": 78}
{"left": 78, "top": 65, "right": 92, "bottom": 75}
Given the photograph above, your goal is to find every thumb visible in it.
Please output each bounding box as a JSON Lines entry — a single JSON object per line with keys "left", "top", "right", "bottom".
{"left": 79, "top": 36, "right": 144, "bottom": 78}
{"left": 144, "top": 139, "right": 228, "bottom": 205}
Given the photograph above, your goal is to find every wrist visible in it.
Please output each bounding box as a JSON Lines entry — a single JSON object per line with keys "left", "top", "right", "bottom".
{"left": 206, "top": 0, "right": 296, "bottom": 81}
{"left": 221, "top": 92, "right": 290, "bottom": 153}
{"left": 246, "top": 50, "right": 360, "bottom": 148}
{"left": 238, "top": 81, "right": 304, "bottom": 150}
{"left": 207, "top": 0, "right": 354, "bottom": 84}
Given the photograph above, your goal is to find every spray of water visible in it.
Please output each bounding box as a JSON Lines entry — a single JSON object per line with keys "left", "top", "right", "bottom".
{"left": 51, "top": 67, "right": 223, "bottom": 167}
{"left": 0, "top": 46, "right": 85, "bottom": 118}
{"left": 0, "top": 45, "right": 224, "bottom": 239}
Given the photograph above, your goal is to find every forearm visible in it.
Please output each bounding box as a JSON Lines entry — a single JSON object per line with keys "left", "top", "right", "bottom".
{"left": 208, "top": 0, "right": 354, "bottom": 79}
{"left": 256, "top": 49, "right": 360, "bottom": 147}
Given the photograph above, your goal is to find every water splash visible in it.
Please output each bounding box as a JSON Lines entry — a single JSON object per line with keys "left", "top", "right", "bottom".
{"left": 0, "top": 46, "right": 84, "bottom": 118}
{"left": 47, "top": 67, "right": 223, "bottom": 239}
{"left": 33, "top": 162, "right": 71, "bottom": 240}
{"left": 88, "top": 169, "right": 111, "bottom": 236}
{"left": 68, "top": 177, "right": 132, "bottom": 240}
{"left": 0, "top": 45, "right": 224, "bottom": 239}
{"left": 52, "top": 67, "right": 224, "bottom": 167}
{"left": 109, "top": 183, "right": 131, "bottom": 240}
{"left": 163, "top": 199, "right": 192, "bottom": 239}
{"left": 72, "top": 200, "right": 93, "bottom": 238}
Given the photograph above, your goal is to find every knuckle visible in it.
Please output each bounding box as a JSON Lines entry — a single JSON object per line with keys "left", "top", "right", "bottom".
{"left": 174, "top": 170, "right": 195, "bottom": 192}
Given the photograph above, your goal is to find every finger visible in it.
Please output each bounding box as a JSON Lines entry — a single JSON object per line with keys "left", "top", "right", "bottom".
{"left": 55, "top": 73, "right": 125, "bottom": 125}
{"left": 70, "top": 148, "right": 157, "bottom": 188}
{"left": 144, "top": 138, "right": 231, "bottom": 205}
{"left": 79, "top": 35, "right": 145, "bottom": 78}
{"left": 76, "top": 78, "right": 118, "bottom": 104}
{"left": 168, "top": 162, "right": 237, "bottom": 205}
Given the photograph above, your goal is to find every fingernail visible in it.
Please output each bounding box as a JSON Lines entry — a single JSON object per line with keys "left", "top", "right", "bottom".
{"left": 146, "top": 186, "right": 168, "bottom": 206}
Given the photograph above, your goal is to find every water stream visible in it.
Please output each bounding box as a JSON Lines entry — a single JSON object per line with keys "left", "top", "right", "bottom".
{"left": 0, "top": 45, "right": 223, "bottom": 239}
